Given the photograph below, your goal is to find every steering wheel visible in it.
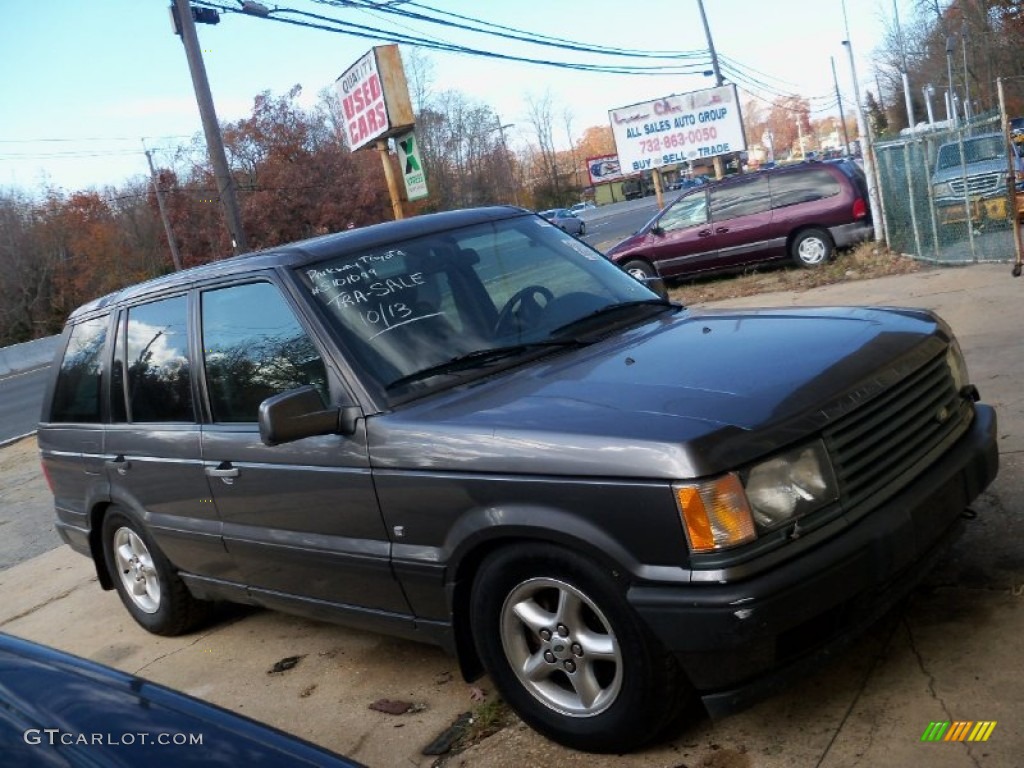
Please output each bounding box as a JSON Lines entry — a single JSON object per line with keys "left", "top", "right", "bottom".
{"left": 494, "top": 285, "right": 554, "bottom": 337}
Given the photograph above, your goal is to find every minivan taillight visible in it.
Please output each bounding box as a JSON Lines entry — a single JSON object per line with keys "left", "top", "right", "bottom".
{"left": 852, "top": 197, "right": 867, "bottom": 219}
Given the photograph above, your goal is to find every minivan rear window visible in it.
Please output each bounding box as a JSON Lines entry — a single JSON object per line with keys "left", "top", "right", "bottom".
{"left": 770, "top": 169, "right": 842, "bottom": 208}
{"left": 50, "top": 317, "right": 107, "bottom": 423}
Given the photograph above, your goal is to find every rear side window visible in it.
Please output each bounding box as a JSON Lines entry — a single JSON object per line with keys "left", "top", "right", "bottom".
{"left": 125, "top": 296, "right": 194, "bottom": 422}
{"left": 709, "top": 176, "right": 771, "bottom": 221}
{"left": 770, "top": 169, "right": 842, "bottom": 208}
{"left": 201, "top": 282, "right": 329, "bottom": 423}
{"left": 50, "top": 317, "right": 107, "bottom": 423}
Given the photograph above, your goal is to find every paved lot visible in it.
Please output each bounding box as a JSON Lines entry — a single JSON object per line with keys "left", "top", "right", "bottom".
{"left": 1, "top": 262, "right": 1022, "bottom": 766}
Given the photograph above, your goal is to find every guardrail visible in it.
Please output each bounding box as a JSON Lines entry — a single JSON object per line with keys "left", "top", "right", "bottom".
{"left": 0, "top": 336, "right": 60, "bottom": 378}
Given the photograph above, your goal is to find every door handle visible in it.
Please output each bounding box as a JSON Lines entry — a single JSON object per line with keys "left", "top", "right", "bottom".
{"left": 104, "top": 456, "right": 132, "bottom": 475}
{"left": 205, "top": 463, "right": 240, "bottom": 484}
{"left": 698, "top": 229, "right": 713, "bottom": 237}
{"left": 715, "top": 227, "right": 730, "bottom": 234}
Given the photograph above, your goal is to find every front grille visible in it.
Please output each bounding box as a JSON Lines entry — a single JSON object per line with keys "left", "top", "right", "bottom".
{"left": 824, "top": 352, "right": 970, "bottom": 510}
{"left": 948, "top": 173, "right": 1001, "bottom": 196}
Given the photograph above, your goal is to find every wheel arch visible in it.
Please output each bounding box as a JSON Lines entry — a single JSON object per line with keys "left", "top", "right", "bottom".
{"left": 444, "top": 511, "right": 645, "bottom": 683}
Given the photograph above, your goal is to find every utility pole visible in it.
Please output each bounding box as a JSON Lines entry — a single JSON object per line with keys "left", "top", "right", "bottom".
{"left": 495, "top": 116, "right": 519, "bottom": 206}
{"left": 144, "top": 148, "right": 183, "bottom": 271}
{"left": 696, "top": 0, "right": 726, "bottom": 180}
{"left": 831, "top": 57, "right": 851, "bottom": 155}
{"left": 842, "top": 38, "right": 884, "bottom": 243}
{"left": 172, "top": 0, "right": 248, "bottom": 254}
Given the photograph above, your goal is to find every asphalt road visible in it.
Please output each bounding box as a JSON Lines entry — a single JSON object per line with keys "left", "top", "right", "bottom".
{"left": 0, "top": 367, "right": 49, "bottom": 445}
{"left": 577, "top": 196, "right": 663, "bottom": 251}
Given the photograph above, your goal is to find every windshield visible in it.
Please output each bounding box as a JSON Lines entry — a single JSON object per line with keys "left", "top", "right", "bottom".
{"left": 297, "top": 215, "right": 659, "bottom": 395}
{"left": 936, "top": 135, "right": 1010, "bottom": 170}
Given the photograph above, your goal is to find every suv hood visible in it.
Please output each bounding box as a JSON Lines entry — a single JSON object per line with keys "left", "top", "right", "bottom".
{"left": 369, "top": 306, "right": 948, "bottom": 478}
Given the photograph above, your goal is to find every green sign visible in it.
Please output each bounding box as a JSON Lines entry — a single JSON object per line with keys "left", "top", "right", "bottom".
{"left": 396, "top": 131, "right": 428, "bottom": 201}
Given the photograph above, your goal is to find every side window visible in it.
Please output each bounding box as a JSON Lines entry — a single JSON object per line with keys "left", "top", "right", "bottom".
{"left": 709, "top": 176, "right": 771, "bottom": 222}
{"left": 126, "top": 295, "right": 194, "bottom": 423}
{"left": 770, "top": 169, "right": 842, "bottom": 208}
{"left": 50, "top": 317, "right": 107, "bottom": 423}
{"left": 201, "top": 282, "right": 329, "bottom": 423}
{"left": 659, "top": 192, "right": 708, "bottom": 232}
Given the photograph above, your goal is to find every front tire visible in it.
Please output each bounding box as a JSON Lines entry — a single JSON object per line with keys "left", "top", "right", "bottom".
{"left": 621, "top": 258, "right": 668, "bottom": 299}
{"left": 470, "top": 544, "right": 687, "bottom": 753}
{"left": 102, "top": 508, "right": 211, "bottom": 636}
{"left": 790, "top": 227, "right": 834, "bottom": 267}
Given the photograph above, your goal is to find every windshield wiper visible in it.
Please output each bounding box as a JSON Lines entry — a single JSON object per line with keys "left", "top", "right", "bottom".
{"left": 385, "top": 340, "right": 584, "bottom": 391}
{"left": 549, "top": 298, "right": 678, "bottom": 338}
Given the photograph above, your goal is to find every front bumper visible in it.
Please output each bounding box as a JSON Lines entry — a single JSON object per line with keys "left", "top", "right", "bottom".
{"left": 628, "top": 404, "right": 997, "bottom": 715}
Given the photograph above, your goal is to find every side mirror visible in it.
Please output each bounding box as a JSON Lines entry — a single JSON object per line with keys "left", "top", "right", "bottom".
{"left": 650, "top": 225, "right": 665, "bottom": 236}
{"left": 258, "top": 386, "right": 359, "bottom": 446}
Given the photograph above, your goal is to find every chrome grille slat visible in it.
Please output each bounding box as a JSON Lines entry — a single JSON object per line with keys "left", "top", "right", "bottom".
{"left": 828, "top": 360, "right": 948, "bottom": 453}
{"left": 824, "top": 351, "right": 969, "bottom": 509}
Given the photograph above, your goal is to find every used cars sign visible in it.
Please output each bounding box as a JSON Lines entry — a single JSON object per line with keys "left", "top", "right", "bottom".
{"left": 335, "top": 45, "right": 415, "bottom": 151}
{"left": 609, "top": 84, "right": 746, "bottom": 173}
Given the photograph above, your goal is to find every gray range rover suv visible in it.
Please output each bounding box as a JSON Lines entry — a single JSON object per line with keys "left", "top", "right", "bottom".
{"left": 39, "top": 206, "right": 997, "bottom": 753}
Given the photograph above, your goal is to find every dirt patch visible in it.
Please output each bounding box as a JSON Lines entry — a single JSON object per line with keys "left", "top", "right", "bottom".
{"left": 669, "top": 243, "right": 922, "bottom": 305}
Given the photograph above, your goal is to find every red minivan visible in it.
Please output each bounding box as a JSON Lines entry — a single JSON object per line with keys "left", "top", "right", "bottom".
{"left": 606, "top": 161, "right": 872, "bottom": 288}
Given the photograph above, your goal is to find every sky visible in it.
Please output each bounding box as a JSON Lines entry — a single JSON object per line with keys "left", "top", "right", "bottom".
{"left": 0, "top": 0, "right": 909, "bottom": 194}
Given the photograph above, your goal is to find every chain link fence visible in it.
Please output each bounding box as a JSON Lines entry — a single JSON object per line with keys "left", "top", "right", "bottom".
{"left": 873, "top": 111, "right": 1021, "bottom": 264}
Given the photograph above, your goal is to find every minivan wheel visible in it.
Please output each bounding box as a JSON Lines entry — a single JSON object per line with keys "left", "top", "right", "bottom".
{"left": 101, "top": 508, "right": 211, "bottom": 636}
{"left": 470, "top": 544, "right": 687, "bottom": 753}
{"left": 791, "top": 228, "right": 834, "bottom": 267}
{"left": 621, "top": 259, "right": 668, "bottom": 299}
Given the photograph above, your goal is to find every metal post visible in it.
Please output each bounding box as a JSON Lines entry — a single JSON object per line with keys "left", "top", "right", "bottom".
{"left": 173, "top": 0, "right": 248, "bottom": 254}
{"left": 894, "top": 0, "right": 915, "bottom": 129}
{"left": 946, "top": 36, "right": 959, "bottom": 128}
{"left": 652, "top": 167, "right": 665, "bottom": 211}
{"left": 144, "top": 149, "right": 183, "bottom": 271}
{"left": 842, "top": 39, "right": 884, "bottom": 243}
{"left": 903, "top": 142, "right": 923, "bottom": 258}
{"left": 832, "top": 57, "right": 851, "bottom": 155}
{"left": 962, "top": 23, "right": 972, "bottom": 123}
{"left": 997, "top": 78, "right": 1024, "bottom": 274}
{"left": 923, "top": 85, "right": 936, "bottom": 126}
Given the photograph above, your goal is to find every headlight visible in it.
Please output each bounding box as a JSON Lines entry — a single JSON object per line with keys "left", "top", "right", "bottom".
{"left": 945, "top": 340, "right": 968, "bottom": 393}
{"left": 675, "top": 441, "right": 838, "bottom": 553}
{"left": 742, "top": 441, "right": 838, "bottom": 531}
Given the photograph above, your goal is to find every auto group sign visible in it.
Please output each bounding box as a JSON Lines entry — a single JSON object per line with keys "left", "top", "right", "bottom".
{"left": 335, "top": 45, "right": 414, "bottom": 152}
{"left": 609, "top": 84, "right": 746, "bottom": 173}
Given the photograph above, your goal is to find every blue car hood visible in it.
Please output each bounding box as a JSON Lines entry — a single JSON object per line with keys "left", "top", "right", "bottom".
{"left": 369, "top": 306, "right": 947, "bottom": 478}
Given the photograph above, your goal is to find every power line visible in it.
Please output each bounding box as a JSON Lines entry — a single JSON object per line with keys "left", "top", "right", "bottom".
{"left": 195, "top": 1, "right": 712, "bottom": 76}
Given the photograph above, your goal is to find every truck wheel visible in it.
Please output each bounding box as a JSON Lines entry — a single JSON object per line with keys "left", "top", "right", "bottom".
{"left": 470, "top": 544, "right": 688, "bottom": 753}
{"left": 102, "top": 508, "right": 212, "bottom": 636}
{"left": 791, "top": 228, "right": 834, "bottom": 267}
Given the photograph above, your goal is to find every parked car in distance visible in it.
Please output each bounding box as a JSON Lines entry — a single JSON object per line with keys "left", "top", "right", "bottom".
{"left": 0, "top": 633, "right": 362, "bottom": 767}
{"left": 569, "top": 201, "right": 596, "bottom": 214}
{"left": 539, "top": 207, "right": 586, "bottom": 235}
{"left": 931, "top": 132, "right": 1024, "bottom": 229}
{"left": 39, "top": 206, "right": 996, "bottom": 754}
{"left": 605, "top": 161, "right": 872, "bottom": 286}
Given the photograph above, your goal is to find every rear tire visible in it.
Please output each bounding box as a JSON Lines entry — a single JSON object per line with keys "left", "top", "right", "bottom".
{"left": 790, "top": 228, "right": 834, "bottom": 267}
{"left": 470, "top": 544, "right": 689, "bottom": 753}
{"left": 101, "top": 507, "right": 212, "bottom": 636}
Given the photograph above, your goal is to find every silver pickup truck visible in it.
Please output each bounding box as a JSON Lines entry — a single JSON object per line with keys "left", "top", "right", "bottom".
{"left": 931, "top": 132, "right": 1024, "bottom": 228}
